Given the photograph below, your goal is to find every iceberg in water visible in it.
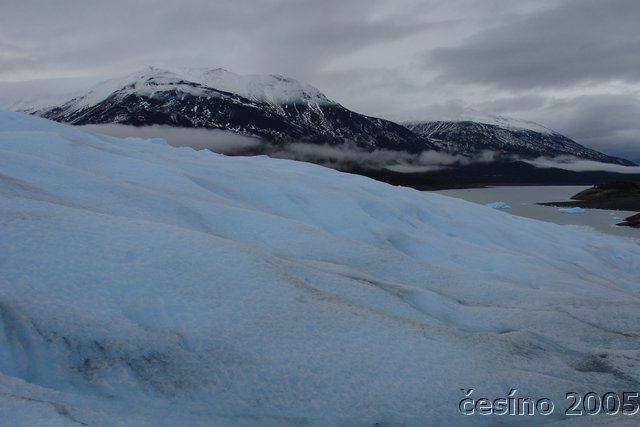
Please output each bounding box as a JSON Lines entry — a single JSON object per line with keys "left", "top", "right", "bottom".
{"left": 1, "top": 110, "right": 639, "bottom": 426}
{"left": 559, "top": 207, "right": 586, "bottom": 214}
{"left": 485, "top": 201, "right": 510, "bottom": 209}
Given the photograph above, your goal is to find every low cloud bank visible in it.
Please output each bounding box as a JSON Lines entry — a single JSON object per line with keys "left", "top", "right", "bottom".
{"left": 264, "top": 142, "right": 496, "bottom": 172}
{"left": 526, "top": 156, "right": 640, "bottom": 174}
{"left": 79, "top": 124, "right": 263, "bottom": 154}
{"left": 79, "top": 124, "right": 499, "bottom": 171}
{"left": 79, "top": 124, "right": 639, "bottom": 174}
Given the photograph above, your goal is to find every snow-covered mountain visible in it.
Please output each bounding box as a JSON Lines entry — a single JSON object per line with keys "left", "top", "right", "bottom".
{"left": 404, "top": 118, "right": 635, "bottom": 166}
{"left": 2, "top": 110, "right": 640, "bottom": 425}
{"left": 178, "top": 67, "right": 331, "bottom": 106}
{"left": 28, "top": 67, "right": 435, "bottom": 152}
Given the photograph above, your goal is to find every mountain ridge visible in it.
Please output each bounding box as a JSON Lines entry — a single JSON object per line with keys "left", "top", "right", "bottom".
{"left": 22, "top": 66, "right": 636, "bottom": 167}
{"left": 405, "top": 120, "right": 635, "bottom": 166}
{"left": 29, "top": 67, "right": 436, "bottom": 153}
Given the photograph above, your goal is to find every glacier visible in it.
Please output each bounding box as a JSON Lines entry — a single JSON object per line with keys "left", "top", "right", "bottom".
{"left": 0, "top": 110, "right": 639, "bottom": 426}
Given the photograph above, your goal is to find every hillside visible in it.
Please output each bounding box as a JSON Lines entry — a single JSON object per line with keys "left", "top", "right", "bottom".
{"left": 405, "top": 120, "right": 635, "bottom": 166}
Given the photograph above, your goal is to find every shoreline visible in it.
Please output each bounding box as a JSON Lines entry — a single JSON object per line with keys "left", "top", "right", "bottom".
{"left": 538, "top": 183, "right": 640, "bottom": 227}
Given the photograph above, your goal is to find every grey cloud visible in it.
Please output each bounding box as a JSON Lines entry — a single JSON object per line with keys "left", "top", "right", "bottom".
{"left": 0, "top": 77, "right": 101, "bottom": 110}
{"left": 537, "top": 95, "right": 640, "bottom": 139}
{"left": 0, "top": 0, "right": 424, "bottom": 83}
{"left": 88, "top": 122, "right": 638, "bottom": 174}
{"left": 267, "top": 143, "right": 484, "bottom": 171}
{"left": 527, "top": 94, "right": 640, "bottom": 163}
{"left": 383, "top": 99, "right": 468, "bottom": 123}
{"left": 581, "top": 132, "right": 640, "bottom": 165}
{"left": 1, "top": 0, "right": 638, "bottom": 164}
{"left": 527, "top": 156, "right": 640, "bottom": 174}
{"left": 428, "top": 0, "right": 640, "bottom": 89}
{"left": 315, "top": 68, "right": 430, "bottom": 114}
{"left": 472, "top": 95, "right": 548, "bottom": 116}
{"left": 80, "top": 124, "right": 499, "bottom": 171}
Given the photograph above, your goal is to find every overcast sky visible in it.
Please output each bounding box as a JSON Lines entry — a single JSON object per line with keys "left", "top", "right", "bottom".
{"left": 1, "top": 0, "right": 638, "bottom": 161}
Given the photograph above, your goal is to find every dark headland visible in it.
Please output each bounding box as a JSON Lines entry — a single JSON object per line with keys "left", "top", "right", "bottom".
{"left": 539, "top": 182, "right": 640, "bottom": 228}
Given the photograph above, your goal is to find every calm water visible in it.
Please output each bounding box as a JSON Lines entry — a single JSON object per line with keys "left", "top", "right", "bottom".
{"left": 436, "top": 186, "right": 640, "bottom": 240}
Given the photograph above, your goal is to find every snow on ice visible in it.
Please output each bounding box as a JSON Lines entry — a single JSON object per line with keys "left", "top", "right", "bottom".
{"left": 0, "top": 110, "right": 639, "bottom": 426}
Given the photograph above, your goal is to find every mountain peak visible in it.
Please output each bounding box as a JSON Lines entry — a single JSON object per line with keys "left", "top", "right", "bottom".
{"left": 31, "top": 67, "right": 334, "bottom": 114}
{"left": 402, "top": 108, "right": 557, "bottom": 135}
{"left": 174, "top": 67, "right": 331, "bottom": 106}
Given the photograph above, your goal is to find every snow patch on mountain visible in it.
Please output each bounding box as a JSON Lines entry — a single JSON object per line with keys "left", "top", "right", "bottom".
{"left": 25, "top": 67, "right": 332, "bottom": 114}
{"left": 34, "top": 68, "right": 218, "bottom": 113}
{"left": 452, "top": 109, "right": 557, "bottom": 135}
{"left": 396, "top": 107, "right": 557, "bottom": 135}
{"left": 177, "top": 67, "right": 331, "bottom": 106}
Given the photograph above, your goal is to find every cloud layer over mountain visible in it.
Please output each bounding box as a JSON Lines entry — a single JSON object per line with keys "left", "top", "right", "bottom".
{"left": 1, "top": 0, "right": 638, "bottom": 161}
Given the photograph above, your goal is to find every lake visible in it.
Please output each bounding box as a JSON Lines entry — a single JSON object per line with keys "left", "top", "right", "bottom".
{"left": 435, "top": 185, "right": 640, "bottom": 240}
